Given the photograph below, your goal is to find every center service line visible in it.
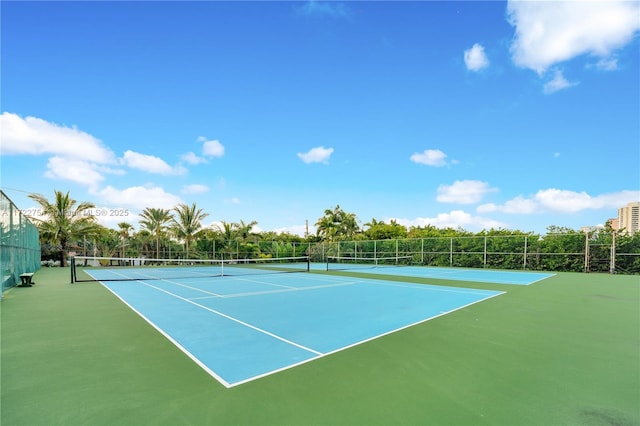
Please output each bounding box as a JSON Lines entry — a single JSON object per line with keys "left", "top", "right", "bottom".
{"left": 137, "top": 279, "right": 324, "bottom": 356}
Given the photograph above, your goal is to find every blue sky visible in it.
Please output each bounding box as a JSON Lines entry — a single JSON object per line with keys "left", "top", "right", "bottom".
{"left": 2, "top": 1, "right": 639, "bottom": 236}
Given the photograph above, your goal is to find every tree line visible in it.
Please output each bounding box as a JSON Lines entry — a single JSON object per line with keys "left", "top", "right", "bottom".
{"left": 30, "top": 190, "right": 640, "bottom": 273}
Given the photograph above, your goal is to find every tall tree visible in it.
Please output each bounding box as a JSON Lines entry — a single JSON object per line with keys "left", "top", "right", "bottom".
{"left": 236, "top": 220, "right": 258, "bottom": 242}
{"left": 171, "top": 203, "right": 209, "bottom": 257}
{"left": 212, "top": 220, "right": 238, "bottom": 257}
{"left": 139, "top": 207, "right": 173, "bottom": 259}
{"left": 28, "top": 190, "right": 97, "bottom": 266}
{"left": 94, "top": 225, "right": 121, "bottom": 259}
{"left": 215, "top": 221, "right": 237, "bottom": 241}
{"left": 130, "top": 229, "right": 153, "bottom": 258}
{"left": 363, "top": 218, "right": 408, "bottom": 240}
{"left": 315, "top": 205, "right": 360, "bottom": 242}
{"left": 117, "top": 222, "right": 134, "bottom": 256}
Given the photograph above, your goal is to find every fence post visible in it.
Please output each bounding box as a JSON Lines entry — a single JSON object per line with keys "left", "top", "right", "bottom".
{"left": 483, "top": 236, "right": 487, "bottom": 268}
{"left": 450, "top": 238, "right": 453, "bottom": 267}
{"left": 610, "top": 231, "right": 616, "bottom": 274}
{"left": 584, "top": 231, "right": 590, "bottom": 273}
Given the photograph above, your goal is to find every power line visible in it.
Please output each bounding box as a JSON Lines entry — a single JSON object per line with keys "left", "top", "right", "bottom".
{"left": 0, "top": 186, "right": 43, "bottom": 196}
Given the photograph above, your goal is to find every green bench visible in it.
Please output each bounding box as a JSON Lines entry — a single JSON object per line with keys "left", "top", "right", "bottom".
{"left": 19, "top": 273, "right": 35, "bottom": 287}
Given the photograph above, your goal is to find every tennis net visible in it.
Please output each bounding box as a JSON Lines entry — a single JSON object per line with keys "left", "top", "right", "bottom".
{"left": 326, "top": 255, "right": 413, "bottom": 271}
{"left": 71, "top": 255, "right": 310, "bottom": 282}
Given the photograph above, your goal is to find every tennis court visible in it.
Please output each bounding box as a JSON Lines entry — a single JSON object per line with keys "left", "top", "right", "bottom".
{"left": 87, "top": 266, "right": 502, "bottom": 387}
{"left": 2, "top": 266, "right": 638, "bottom": 426}
{"left": 322, "top": 257, "right": 555, "bottom": 285}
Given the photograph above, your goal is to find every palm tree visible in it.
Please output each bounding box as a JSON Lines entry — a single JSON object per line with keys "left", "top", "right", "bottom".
{"left": 132, "top": 229, "right": 153, "bottom": 258}
{"left": 339, "top": 210, "right": 359, "bottom": 240}
{"left": 212, "top": 220, "right": 238, "bottom": 258}
{"left": 139, "top": 208, "right": 173, "bottom": 259}
{"left": 315, "top": 205, "right": 359, "bottom": 242}
{"left": 117, "top": 222, "right": 134, "bottom": 257}
{"left": 171, "top": 203, "right": 209, "bottom": 258}
{"left": 28, "top": 190, "right": 98, "bottom": 266}
{"left": 315, "top": 214, "right": 339, "bottom": 242}
{"left": 236, "top": 219, "right": 258, "bottom": 245}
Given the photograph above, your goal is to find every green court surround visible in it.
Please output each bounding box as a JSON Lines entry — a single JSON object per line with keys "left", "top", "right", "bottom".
{"left": 1, "top": 267, "right": 638, "bottom": 425}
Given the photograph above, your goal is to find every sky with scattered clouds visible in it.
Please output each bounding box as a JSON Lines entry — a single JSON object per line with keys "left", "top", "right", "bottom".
{"left": 1, "top": 1, "right": 639, "bottom": 236}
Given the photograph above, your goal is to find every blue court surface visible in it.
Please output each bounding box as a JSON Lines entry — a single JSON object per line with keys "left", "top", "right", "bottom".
{"left": 319, "top": 263, "right": 555, "bottom": 285}
{"left": 90, "top": 271, "right": 503, "bottom": 387}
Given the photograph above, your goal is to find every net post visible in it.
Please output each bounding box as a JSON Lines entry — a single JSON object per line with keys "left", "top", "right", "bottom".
{"left": 70, "top": 256, "right": 76, "bottom": 283}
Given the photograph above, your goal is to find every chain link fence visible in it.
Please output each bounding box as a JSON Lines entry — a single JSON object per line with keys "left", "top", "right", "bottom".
{"left": 1, "top": 190, "right": 41, "bottom": 293}
{"left": 75, "top": 232, "right": 639, "bottom": 274}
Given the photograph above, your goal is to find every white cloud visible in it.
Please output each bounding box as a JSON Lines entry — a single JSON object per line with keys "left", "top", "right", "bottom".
{"left": 0, "top": 112, "right": 131, "bottom": 186}
{"left": 271, "top": 224, "right": 310, "bottom": 237}
{"left": 410, "top": 149, "right": 449, "bottom": 167}
{"left": 508, "top": 0, "right": 640, "bottom": 74}
{"left": 181, "top": 152, "right": 208, "bottom": 165}
{"left": 208, "top": 220, "right": 225, "bottom": 231}
{"left": 182, "top": 137, "right": 225, "bottom": 165}
{"left": 543, "top": 70, "right": 578, "bottom": 94}
{"left": 297, "top": 146, "right": 334, "bottom": 164}
{"left": 198, "top": 136, "right": 225, "bottom": 158}
{"left": 478, "top": 189, "right": 640, "bottom": 214}
{"left": 478, "top": 195, "right": 538, "bottom": 214}
{"left": 464, "top": 43, "right": 490, "bottom": 71}
{"left": 181, "top": 184, "right": 209, "bottom": 195}
{"left": 0, "top": 112, "right": 117, "bottom": 163}
{"left": 437, "top": 180, "right": 498, "bottom": 204}
{"left": 535, "top": 188, "right": 600, "bottom": 213}
{"left": 594, "top": 57, "right": 619, "bottom": 71}
{"left": 121, "top": 150, "right": 187, "bottom": 175}
{"left": 43, "top": 156, "right": 105, "bottom": 188}
{"left": 392, "top": 211, "right": 505, "bottom": 232}
{"left": 95, "top": 185, "right": 183, "bottom": 210}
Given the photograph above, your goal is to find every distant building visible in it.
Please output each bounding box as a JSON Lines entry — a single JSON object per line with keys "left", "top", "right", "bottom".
{"left": 617, "top": 202, "right": 640, "bottom": 235}
{"left": 606, "top": 218, "right": 618, "bottom": 231}
{"left": 580, "top": 225, "right": 602, "bottom": 234}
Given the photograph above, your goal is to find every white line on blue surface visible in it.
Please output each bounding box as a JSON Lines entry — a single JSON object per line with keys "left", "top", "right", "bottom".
{"left": 137, "top": 280, "right": 325, "bottom": 356}
{"left": 210, "top": 281, "right": 360, "bottom": 299}
{"left": 100, "top": 269, "right": 226, "bottom": 298}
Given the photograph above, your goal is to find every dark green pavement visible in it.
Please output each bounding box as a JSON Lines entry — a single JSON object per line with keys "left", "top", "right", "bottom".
{"left": 1, "top": 267, "right": 638, "bottom": 425}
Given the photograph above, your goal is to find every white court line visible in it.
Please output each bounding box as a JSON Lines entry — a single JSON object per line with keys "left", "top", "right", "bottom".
{"left": 101, "top": 270, "right": 225, "bottom": 298}
{"left": 90, "top": 268, "right": 506, "bottom": 388}
{"left": 186, "top": 272, "right": 366, "bottom": 300}
{"left": 135, "top": 280, "right": 324, "bottom": 357}
{"left": 228, "top": 289, "right": 506, "bottom": 388}
{"left": 128, "top": 267, "right": 219, "bottom": 279}
{"left": 225, "top": 275, "right": 297, "bottom": 289}
{"left": 103, "top": 269, "right": 363, "bottom": 301}
{"left": 361, "top": 279, "right": 501, "bottom": 296}
{"left": 89, "top": 274, "right": 233, "bottom": 388}
{"left": 195, "top": 281, "right": 360, "bottom": 300}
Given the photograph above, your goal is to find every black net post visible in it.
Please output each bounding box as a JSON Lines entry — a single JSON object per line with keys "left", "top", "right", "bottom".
{"left": 70, "top": 257, "right": 76, "bottom": 283}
